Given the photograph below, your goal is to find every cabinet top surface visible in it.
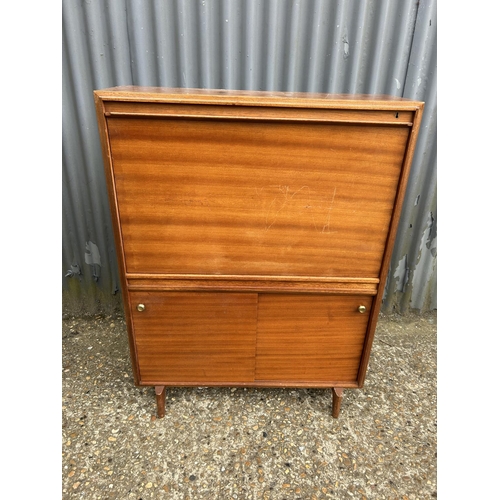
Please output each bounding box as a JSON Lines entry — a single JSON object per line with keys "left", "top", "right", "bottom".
{"left": 95, "top": 86, "right": 424, "bottom": 110}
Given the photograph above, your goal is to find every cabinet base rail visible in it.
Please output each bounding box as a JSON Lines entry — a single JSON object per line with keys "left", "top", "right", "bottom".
{"left": 153, "top": 385, "right": 346, "bottom": 419}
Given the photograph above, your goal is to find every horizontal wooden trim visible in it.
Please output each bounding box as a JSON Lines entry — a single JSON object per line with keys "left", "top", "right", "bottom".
{"left": 106, "top": 111, "right": 413, "bottom": 126}
{"left": 95, "top": 87, "right": 424, "bottom": 112}
{"left": 127, "top": 281, "right": 377, "bottom": 295}
{"left": 126, "top": 273, "right": 379, "bottom": 283}
{"left": 137, "top": 380, "right": 360, "bottom": 389}
{"left": 103, "top": 101, "right": 413, "bottom": 125}
{"left": 126, "top": 274, "right": 379, "bottom": 295}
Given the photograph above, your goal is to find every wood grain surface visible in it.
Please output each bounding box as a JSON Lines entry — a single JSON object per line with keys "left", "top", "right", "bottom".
{"left": 130, "top": 291, "right": 258, "bottom": 384}
{"left": 103, "top": 100, "right": 414, "bottom": 125}
{"left": 255, "top": 294, "right": 372, "bottom": 383}
{"left": 126, "top": 275, "right": 378, "bottom": 295}
{"left": 96, "top": 86, "right": 423, "bottom": 110}
{"left": 108, "top": 117, "right": 409, "bottom": 277}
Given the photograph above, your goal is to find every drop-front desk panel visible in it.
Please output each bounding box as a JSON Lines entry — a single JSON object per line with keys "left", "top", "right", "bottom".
{"left": 94, "top": 87, "right": 424, "bottom": 418}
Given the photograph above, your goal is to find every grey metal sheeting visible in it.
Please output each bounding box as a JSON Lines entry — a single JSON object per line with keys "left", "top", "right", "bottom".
{"left": 62, "top": 0, "right": 437, "bottom": 314}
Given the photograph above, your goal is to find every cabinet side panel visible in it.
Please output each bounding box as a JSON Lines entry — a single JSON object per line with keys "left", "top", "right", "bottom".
{"left": 357, "top": 105, "right": 425, "bottom": 386}
{"left": 107, "top": 116, "right": 409, "bottom": 278}
{"left": 130, "top": 292, "right": 258, "bottom": 384}
{"left": 94, "top": 93, "right": 140, "bottom": 383}
{"left": 255, "top": 294, "right": 372, "bottom": 383}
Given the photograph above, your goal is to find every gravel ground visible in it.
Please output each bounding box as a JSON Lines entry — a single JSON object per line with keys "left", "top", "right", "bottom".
{"left": 62, "top": 311, "right": 437, "bottom": 499}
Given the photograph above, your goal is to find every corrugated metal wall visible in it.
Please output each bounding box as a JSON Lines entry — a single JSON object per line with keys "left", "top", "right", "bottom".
{"left": 62, "top": 0, "right": 437, "bottom": 315}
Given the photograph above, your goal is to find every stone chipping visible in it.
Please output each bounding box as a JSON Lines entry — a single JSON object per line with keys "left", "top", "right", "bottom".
{"left": 62, "top": 311, "right": 437, "bottom": 499}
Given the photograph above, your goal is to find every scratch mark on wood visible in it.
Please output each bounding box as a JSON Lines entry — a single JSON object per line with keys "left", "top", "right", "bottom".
{"left": 293, "top": 185, "right": 319, "bottom": 232}
{"left": 265, "top": 185, "right": 289, "bottom": 231}
{"left": 322, "top": 188, "right": 337, "bottom": 233}
{"left": 290, "top": 185, "right": 309, "bottom": 199}
{"left": 254, "top": 187, "right": 265, "bottom": 198}
{"left": 263, "top": 185, "right": 329, "bottom": 233}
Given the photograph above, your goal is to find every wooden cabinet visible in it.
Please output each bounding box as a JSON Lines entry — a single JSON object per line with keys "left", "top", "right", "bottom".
{"left": 94, "top": 87, "right": 424, "bottom": 417}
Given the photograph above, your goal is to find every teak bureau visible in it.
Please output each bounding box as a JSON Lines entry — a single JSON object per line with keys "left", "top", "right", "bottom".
{"left": 94, "top": 86, "right": 424, "bottom": 418}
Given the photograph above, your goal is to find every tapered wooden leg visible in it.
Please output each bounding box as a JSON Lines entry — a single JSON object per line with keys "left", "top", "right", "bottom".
{"left": 155, "top": 386, "right": 166, "bottom": 418}
{"left": 332, "top": 387, "right": 344, "bottom": 418}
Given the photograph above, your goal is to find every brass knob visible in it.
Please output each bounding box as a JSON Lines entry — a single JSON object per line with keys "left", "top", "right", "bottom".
{"left": 136, "top": 303, "right": 145, "bottom": 312}
{"left": 358, "top": 305, "right": 366, "bottom": 313}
